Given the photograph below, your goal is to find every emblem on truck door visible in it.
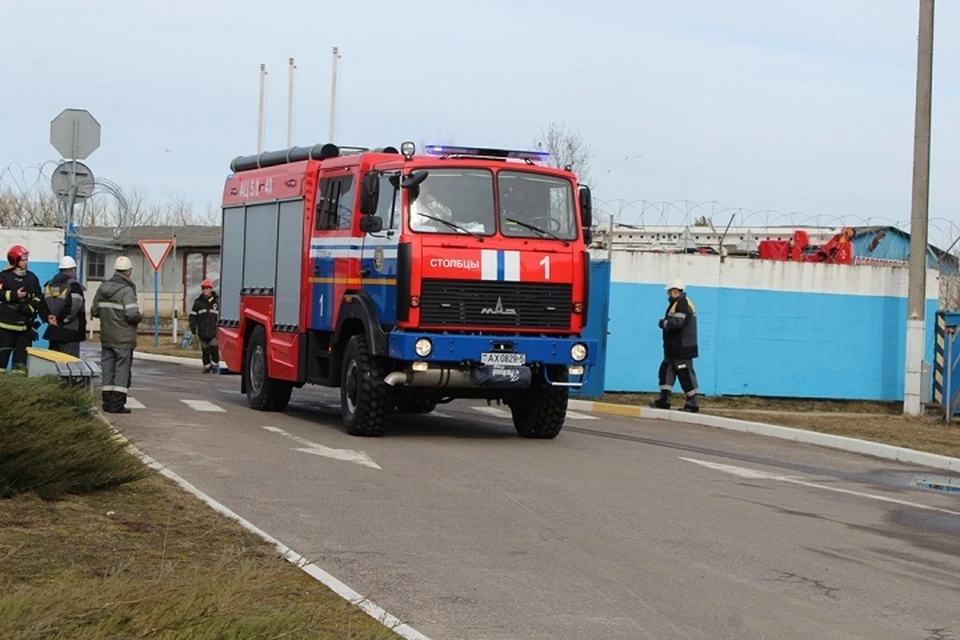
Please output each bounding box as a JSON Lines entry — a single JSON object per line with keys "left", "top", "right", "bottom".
{"left": 373, "top": 246, "right": 384, "bottom": 272}
{"left": 481, "top": 297, "right": 517, "bottom": 316}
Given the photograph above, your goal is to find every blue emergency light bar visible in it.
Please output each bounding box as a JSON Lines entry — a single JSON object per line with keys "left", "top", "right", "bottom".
{"left": 424, "top": 144, "right": 550, "bottom": 162}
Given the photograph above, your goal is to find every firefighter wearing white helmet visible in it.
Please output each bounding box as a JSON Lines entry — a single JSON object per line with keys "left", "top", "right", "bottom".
{"left": 39, "top": 254, "right": 87, "bottom": 357}
{"left": 652, "top": 277, "right": 700, "bottom": 412}
{"left": 91, "top": 255, "right": 142, "bottom": 413}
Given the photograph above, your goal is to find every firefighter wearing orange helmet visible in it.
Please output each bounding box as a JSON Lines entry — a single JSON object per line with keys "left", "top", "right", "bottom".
{"left": 189, "top": 279, "right": 220, "bottom": 373}
{"left": 0, "top": 245, "right": 44, "bottom": 371}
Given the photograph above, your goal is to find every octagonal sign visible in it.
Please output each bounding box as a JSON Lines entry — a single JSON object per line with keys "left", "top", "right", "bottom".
{"left": 50, "top": 109, "right": 101, "bottom": 160}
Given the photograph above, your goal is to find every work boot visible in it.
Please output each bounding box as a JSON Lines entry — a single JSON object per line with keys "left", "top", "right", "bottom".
{"left": 650, "top": 391, "right": 671, "bottom": 410}
{"left": 681, "top": 395, "right": 700, "bottom": 413}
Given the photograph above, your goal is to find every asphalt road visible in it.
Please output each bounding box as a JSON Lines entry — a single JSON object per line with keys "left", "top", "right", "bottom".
{"left": 100, "top": 353, "right": 960, "bottom": 640}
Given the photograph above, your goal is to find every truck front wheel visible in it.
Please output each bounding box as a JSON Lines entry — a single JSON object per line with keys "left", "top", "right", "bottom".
{"left": 509, "top": 366, "right": 569, "bottom": 439}
{"left": 341, "top": 334, "right": 389, "bottom": 437}
{"left": 245, "top": 325, "right": 293, "bottom": 411}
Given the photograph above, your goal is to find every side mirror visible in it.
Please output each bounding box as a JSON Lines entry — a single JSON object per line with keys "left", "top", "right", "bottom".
{"left": 579, "top": 185, "right": 593, "bottom": 244}
{"left": 360, "top": 216, "right": 383, "bottom": 234}
{"left": 401, "top": 170, "right": 429, "bottom": 189}
{"left": 360, "top": 173, "right": 380, "bottom": 215}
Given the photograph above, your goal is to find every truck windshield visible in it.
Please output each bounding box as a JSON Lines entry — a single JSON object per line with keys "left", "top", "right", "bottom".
{"left": 498, "top": 171, "right": 577, "bottom": 241}
{"left": 408, "top": 169, "right": 495, "bottom": 236}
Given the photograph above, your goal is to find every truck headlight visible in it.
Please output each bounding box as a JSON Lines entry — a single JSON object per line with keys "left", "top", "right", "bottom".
{"left": 571, "top": 343, "right": 588, "bottom": 362}
{"left": 414, "top": 338, "right": 433, "bottom": 357}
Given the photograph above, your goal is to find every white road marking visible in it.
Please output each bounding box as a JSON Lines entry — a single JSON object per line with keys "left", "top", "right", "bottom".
{"left": 471, "top": 406, "right": 511, "bottom": 419}
{"left": 431, "top": 411, "right": 454, "bottom": 419}
{"left": 680, "top": 457, "right": 960, "bottom": 517}
{"left": 180, "top": 399, "right": 226, "bottom": 412}
{"left": 125, "top": 397, "right": 146, "bottom": 409}
{"left": 564, "top": 410, "right": 598, "bottom": 421}
{"left": 262, "top": 426, "right": 381, "bottom": 470}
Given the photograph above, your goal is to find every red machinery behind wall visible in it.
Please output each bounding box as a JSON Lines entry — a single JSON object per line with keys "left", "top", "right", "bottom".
{"left": 758, "top": 228, "right": 855, "bottom": 265}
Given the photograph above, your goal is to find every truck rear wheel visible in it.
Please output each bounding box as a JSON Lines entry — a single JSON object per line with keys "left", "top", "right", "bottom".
{"left": 510, "top": 366, "right": 568, "bottom": 439}
{"left": 245, "top": 325, "right": 293, "bottom": 411}
{"left": 341, "top": 334, "right": 389, "bottom": 437}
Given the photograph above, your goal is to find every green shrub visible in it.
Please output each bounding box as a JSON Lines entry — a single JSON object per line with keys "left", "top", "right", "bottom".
{"left": 0, "top": 375, "right": 148, "bottom": 500}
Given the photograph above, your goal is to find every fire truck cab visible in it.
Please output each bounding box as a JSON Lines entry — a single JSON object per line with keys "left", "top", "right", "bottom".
{"left": 217, "top": 141, "right": 599, "bottom": 438}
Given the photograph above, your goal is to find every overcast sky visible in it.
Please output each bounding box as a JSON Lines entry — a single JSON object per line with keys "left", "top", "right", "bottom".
{"left": 2, "top": 0, "right": 958, "bottom": 237}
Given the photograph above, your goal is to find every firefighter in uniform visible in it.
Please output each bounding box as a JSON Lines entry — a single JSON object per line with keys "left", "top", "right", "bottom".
{"left": 39, "top": 255, "right": 87, "bottom": 357}
{"left": 651, "top": 278, "right": 700, "bottom": 412}
{"left": 91, "top": 256, "right": 142, "bottom": 413}
{"left": 189, "top": 279, "right": 220, "bottom": 373}
{"left": 0, "top": 245, "right": 43, "bottom": 371}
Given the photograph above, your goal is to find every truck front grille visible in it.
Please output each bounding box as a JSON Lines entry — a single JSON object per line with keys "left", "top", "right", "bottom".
{"left": 418, "top": 279, "right": 572, "bottom": 330}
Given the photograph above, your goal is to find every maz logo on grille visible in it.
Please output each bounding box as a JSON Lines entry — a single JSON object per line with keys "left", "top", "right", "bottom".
{"left": 480, "top": 297, "right": 517, "bottom": 316}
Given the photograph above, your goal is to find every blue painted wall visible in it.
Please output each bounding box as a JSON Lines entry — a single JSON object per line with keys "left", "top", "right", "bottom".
{"left": 605, "top": 281, "right": 938, "bottom": 401}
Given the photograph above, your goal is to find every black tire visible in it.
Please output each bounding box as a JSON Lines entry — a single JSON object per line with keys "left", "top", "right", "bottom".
{"left": 245, "top": 325, "right": 293, "bottom": 411}
{"left": 510, "top": 367, "right": 569, "bottom": 439}
{"left": 341, "top": 334, "right": 389, "bottom": 437}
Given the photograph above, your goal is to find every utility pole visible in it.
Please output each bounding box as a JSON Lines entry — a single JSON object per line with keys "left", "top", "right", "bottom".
{"left": 257, "top": 63, "right": 267, "bottom": 153}
{"left": 287, "top": 57, "right": 296, "bottom": 148}
{"left": 904, "top": 0, "right": 935, "bottom": 416}
{"left": 329, "top": 46, "right": 340, "bottom": 142}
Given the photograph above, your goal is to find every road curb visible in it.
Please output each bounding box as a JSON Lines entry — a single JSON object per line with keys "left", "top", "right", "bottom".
{"left": 134, "top": 351, "right": 225, "bottom": 370}
{"left": 94, "top": 411, "right": 432, "bottom": 640}
{"left": 568, "top": 399, "right": 960, "bottom": 473}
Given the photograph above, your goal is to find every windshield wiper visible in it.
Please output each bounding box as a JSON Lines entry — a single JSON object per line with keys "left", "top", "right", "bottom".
{"left": 505, "top": 217, "right": 568, "bottom": 245}
{"left": 417, "top": 212, "right": 485, "bottom": 241}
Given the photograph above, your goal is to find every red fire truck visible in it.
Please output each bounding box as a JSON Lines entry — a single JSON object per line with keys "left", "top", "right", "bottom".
{"left": 217, "top": 141, "right": 598, "bottom": 438}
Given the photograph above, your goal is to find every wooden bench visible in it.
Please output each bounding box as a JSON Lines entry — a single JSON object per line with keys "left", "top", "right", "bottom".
{"left": 26, "top": 347, "right": 102, "bottom": 395}
{"left": 55, "top": 359, "right": 102, "bottom": 395}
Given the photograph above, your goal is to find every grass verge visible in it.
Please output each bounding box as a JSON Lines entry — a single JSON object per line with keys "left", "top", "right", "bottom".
{"left": 0, "top": 375, "right": 406, "bottom": 639}
{"left": 599, "top": 392, "right": 960, "bottom": 459}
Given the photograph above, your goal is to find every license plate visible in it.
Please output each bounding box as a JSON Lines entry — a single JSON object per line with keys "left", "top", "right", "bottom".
{"left": 480, "top": 352, "right": 526, "bottom": 366}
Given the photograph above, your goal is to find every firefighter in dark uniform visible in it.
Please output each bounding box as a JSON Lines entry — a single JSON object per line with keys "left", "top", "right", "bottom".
{"left": 39, "top": 255, "right": 87, "bottom": 357}
{"left": 189, "top": 279, "right": 220, "bottom": 373}
{"left": 651, "top": 278, "right": 700, "bottom": 412}
{"left": 0, "top": 245, "right": 43, "bottom": 371}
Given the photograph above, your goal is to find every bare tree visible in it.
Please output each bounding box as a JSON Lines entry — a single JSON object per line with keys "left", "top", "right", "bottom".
{"left": 0, "top": 187, "right": 60, "bottom": 227}
{"left": 534, "top": 121, "right": 594, "bottom": 185}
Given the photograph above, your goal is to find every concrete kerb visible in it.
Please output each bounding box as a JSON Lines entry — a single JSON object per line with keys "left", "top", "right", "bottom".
{"left": 568, "top": 399, "right": 960, "bottom": 473}
{"left": 94, "top": 410, "right": 432, "bottom": 640}
{"left": 133, "top": 351, "right": 224, "bottom": 370}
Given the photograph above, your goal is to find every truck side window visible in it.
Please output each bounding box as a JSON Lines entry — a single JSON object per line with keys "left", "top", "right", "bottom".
{"left": 376, "top": 174, "right": 400, "bottom": 230}
{"left": 316, "top": 175, "right": 356, "bottom": 231}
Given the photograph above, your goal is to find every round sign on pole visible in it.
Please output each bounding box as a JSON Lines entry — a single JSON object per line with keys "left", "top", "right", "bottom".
{"left": 51, "top": 161, "right": 95, "bottom": 202}
{"left": 50, "top": 108, "right": 101, "bottom": 160}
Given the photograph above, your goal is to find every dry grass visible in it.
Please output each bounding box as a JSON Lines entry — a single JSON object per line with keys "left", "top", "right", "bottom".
{"left": 600, "top": 392, "right": 960, "bottom": 459}
{"left": 0, "top": 474, "right": 406, "bottom": 640}
{"left": 134, "top": 333, "right": 201, "bottom": 358}
{"left": 0, "top": 376, "right": 406, "bottom": 639}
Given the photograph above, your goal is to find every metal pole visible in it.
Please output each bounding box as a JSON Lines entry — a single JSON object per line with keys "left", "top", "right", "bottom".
{"left": 904, "top": 0, "right": 935, "bottom": 416}
{"left": 257, "top": 63, "right": 266, "bottom": 153}
{"left": 287, "top": 57, "right": 295, "bottom": 148}
{"left": 329, "top": 46, "right": 339, "bottom": 142}
{"left": 172, "top": 234, "right": 178, "bottom": 344}
{"left": 153, "top": 269, "right": 160, "bottom": 347}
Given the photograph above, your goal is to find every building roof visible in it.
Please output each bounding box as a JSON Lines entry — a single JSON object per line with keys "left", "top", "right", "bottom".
{"left": 77, "top": 226, "right": 221, "bottom": 251}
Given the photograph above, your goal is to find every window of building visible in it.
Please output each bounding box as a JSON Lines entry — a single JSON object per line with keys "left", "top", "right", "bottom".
{"left": 86, "top": 251, "right": 106, "bottom": 280}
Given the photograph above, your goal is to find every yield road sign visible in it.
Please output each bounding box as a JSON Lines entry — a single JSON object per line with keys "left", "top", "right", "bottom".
{"left": 50, "top": 109, "right": 101, "bottom": 160}
{"left": 139, "top": 239, "right": 174, "bottom": 272}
